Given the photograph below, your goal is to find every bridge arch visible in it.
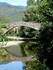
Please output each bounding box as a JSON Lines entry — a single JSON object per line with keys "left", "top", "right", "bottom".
{"left": 3, "top": 22, "right": 40, "bottom": 35}
{"left": 1, "top": 22, "right": 40, "bottom": 61}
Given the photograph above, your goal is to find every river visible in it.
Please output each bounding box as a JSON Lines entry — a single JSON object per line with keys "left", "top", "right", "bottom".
{"left": 0, "top": 36, "right": 38, "bottom": 70}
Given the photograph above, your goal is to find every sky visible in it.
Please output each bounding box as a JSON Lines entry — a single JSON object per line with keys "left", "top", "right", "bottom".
{"left": 0, "top": 0, "right": 27, "bottom": 6}
{"left": 0, "top": 0, "right": 37, "bottom": 6}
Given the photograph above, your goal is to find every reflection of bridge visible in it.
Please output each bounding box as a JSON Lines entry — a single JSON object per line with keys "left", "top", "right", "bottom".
{"left": 3, "top": 22, "right": 40, "bottom": 34}
{"left": 1, "top": 22, "right": 40, "bottom": 62}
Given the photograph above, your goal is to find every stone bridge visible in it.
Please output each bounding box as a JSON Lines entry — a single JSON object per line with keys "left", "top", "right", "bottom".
{"left": 3, "top": 22, "right": 41, "bottom": 34}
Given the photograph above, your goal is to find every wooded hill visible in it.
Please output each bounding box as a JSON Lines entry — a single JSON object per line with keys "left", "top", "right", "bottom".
{"left": 0, "top": 2, "right": 25, "bottom": 23}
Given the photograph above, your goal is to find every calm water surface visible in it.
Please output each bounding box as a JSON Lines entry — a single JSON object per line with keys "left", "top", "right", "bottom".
{"left": 5, "top": 41, "right": 36, "bottom": 57}
{"left": 0, "top": 61, "right": 23, "bottom": 70}
{"left": 0, "top": 41, "right": 36, "bottom": 70}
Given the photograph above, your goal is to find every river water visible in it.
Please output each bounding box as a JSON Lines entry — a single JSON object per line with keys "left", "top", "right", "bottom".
{"left": 0, "top": 61, "right": 23, "bottom": 70}
{"left": 0, "top": 39, "right": 38, "bottom": 70}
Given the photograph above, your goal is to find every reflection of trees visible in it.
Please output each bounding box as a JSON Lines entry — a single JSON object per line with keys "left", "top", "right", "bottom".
{"left": 19, "top": 41, "right": 38, "bottom": 56}
{"left": 18, "top": 26, "right": 39, "bottom": 38}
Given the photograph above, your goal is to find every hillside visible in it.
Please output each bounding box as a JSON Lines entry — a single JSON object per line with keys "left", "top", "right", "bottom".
{"left": 0, "top": 2, "right": 25, "bottom": 23}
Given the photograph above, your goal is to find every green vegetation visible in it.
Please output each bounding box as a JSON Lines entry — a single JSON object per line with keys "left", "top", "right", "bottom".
{"left": 18, "top": 0, "right": 53, "bottom": 70}
{"left": 0, "top": 15, "right": 12, "bottom": 23}
{"left": 23, "top": 5, "right": 38, "bottom": 22}
{"left": 0, "top": 0, "right": 53, "bottom": 70}
{"left": 18, "top": 26, "right": 38, "bottom": 38}
{"left": 0, "top": 4, "right": 24, "bottom": 22}
{"left": 0, "top": 15, "right": 9, "bottom": 36}
{"left": 27, "top": 0, "right": 36, "bottom": 6}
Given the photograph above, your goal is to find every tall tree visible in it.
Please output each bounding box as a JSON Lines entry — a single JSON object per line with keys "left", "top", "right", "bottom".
{"left": 27, "top": 0, "right": 35, "bottom": 6}
{"left": 37, "top": 0, "right": 46, "bottom": 5}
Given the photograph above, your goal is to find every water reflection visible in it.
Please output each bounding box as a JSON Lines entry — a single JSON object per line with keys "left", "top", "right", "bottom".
{"left": 19, "top": 41, "right": 38, "bottom": 56}
{"left": 0, "top": 61, "right": 23, "bottom": 70}
{"left": 5, "top": 41, "right": 38, "bottom": 57}
{"left": 0, "top": 40, "right": 38, "bottom": 70}
{"left": 6, "top": 45, "right": 23, "bottom": 57}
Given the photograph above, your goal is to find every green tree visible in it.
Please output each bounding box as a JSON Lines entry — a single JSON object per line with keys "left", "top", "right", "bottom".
{"left": 27, "top": 0, "right": 36, "bottom": 6}
{"left": 18, "top": 26, "right": 25, "bottom": 37}
{"left": 18, "top": 26, "right": 36, "bottom": 38}
{"left": 37, "top": 0, "right": 41, "bottom": 5}
{"left": 23, "top": 5, "right": 38, "bottom": 22}
{"left": 18, "top": 0, "right": 53, "bottom": 69}
{"left": 36, "top": 0, "right": 53, "bottom": 69}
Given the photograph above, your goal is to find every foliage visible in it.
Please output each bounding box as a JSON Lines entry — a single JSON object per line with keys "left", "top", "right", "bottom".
{"left": 0, "top": 23, "right": 8, "bottom": 29}
{"left": 37, "top": 23, "right": 53, "bottom": 70}
{"left": 38, "top": 60, "right": 50, "bottom": 70}
{"left": 35, "top": 0, "right": 53, "bottom": 69}
{"left": 6, "top": 29, "right": 15, "bottom": 36}
{"left": 23, "top": 0, "right": 53, "bottom": 23}
{"left": 18, "top": 26, "right": 38, "bottom": 38}
{"left": 24, "top": 60, "right": 50, "bottom": 70}
{"left": 36, "top": 0, "right": 47, "bottom": 6}
{"left": 18, "top": 26, "right": 25, "bottom": 37}
{"left": 23, "top": 0, "right": 48, "bottom": 22}
{"left": 0, "top": 28, "right": 3, "bottom": 36}
{"left": 0, "top": 15, "right": 12, "bottom": 23}
{"left": 22, "top": 0, "right": 53, "bottom": 70}
{"left": 38, "top": 2, "right": 53, "bottom": 22}
{"left": 0, "top": 15, "right": 10, "bottom": 36}
{"left": 23, "top": 5, "right": 39, "bottom": 22}
{"left": 24, "top": 61, "right": 39, "bottom": 70}
{"left": 27, "top": 0, "right": 36, "bottom": 6}
{"left": 0, "top": 0, "right": 53, "bottom": 70}
{"left": 0, "top": 5, "right": 24, "bottom": 22}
